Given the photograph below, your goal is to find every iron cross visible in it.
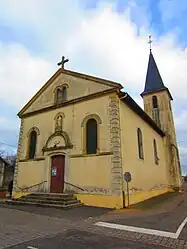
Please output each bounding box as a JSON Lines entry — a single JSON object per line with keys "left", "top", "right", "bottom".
{"left": 148, "top": 35, "right": 152, "bottom": 51}
{"left": 57, "top": 56, "right": 69, "bottom": 69}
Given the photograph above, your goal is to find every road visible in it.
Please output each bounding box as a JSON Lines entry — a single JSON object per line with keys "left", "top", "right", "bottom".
{"left": 0, "top": 192, "right": 187, "bottom": 249}
{"left": 8, "top": 229, "right": 167, "bottom": 249}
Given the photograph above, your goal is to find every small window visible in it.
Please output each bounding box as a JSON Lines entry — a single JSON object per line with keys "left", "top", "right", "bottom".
{"left": 86, "top": 119, "right": 97, "bottom": 154}
{"left": 56, "top": 88, "right": 61, "bottom": 105}
{"left": 152, "top": 96, "right": 158, "bottom": 108}
{"left": 137, "top": 128, "right": 144, "bottom": 159}
{"left": 153, "top": 139, "right": 159, "bottom": 164}
{"left": 28, "top": 130, "right": 37, "bottom": 159}
{"left": 62, "top": 87, "right": 67, "bottom": 102}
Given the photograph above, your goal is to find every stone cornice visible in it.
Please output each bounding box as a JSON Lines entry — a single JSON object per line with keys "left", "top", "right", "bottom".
{"left": 18, "top": 88, "right": 117, "bottom": 118}
{"left": 18, "top": 68, "right": 123, "bottom": 117}
{"left": 19, "top": 157, "right": 45, "bottom": 162}
{"left": 70, "top": 152, "right": 113, "bottom": 158}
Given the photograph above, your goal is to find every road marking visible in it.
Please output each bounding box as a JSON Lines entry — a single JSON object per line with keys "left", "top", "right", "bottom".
{"left": 176, "top": 217, "right": 187, "bottom": 238}
{"left": 95, "top": 216, "right": 187, "bottom": 239}
{"left": 27, "top": 246, "right": 38, "bottom": 249}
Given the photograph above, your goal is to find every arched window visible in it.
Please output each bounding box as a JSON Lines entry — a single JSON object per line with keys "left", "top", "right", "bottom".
{"left": 153, "top": 139, "right": 159, "bottom": 164}
{"left": 62, "top": 87, "right": 67, "bottom": 102}
{"left": 86, "top": 119, "right": 97, "bottom": 154}
{"left": 137, "top": 128, "right": 144, "bottom": 159}
{"left": 28, "top": 130, "right": 37, "bottom": 159}
{"left": 152, "top": 96, "right": 160, "bottom": 127}
{"left": 152, "top": 96, "right": 158, "bottom": 108}
{"left": 56, "top": 88, "right": 61, "bottom": 105}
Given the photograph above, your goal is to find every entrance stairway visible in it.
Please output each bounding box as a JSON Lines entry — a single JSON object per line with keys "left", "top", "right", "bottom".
{"left": 6, "top": 192, "right": 83, "bottom": 209}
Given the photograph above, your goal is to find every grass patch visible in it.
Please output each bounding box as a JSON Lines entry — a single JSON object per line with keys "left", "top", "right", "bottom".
{"left": 129, "top": 192, "right": 180, "bottom": 210}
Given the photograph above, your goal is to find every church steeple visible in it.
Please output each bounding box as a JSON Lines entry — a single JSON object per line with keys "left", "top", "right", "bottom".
{"left": 141, "top": 40, "right": 182, "bottom": 189}
{"left": 141, "top": 51, "right": 172, "bottom": 99}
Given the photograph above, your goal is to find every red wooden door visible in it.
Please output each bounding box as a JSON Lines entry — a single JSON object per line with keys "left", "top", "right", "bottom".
{"left": 50, "top": 155, "right": 65, "bottom": 193}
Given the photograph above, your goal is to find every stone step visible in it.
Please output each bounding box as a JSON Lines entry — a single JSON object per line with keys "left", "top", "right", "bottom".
{"left": 17, "top": 197, "right": 80, "bottom": 205}
{"left": 28, "top": 192, "right": 74, "bottom": 198}
{"left": 6, "top": 199, "right": 84, "bottom": 209}
{"left": 23, "top": 195, "right": 77, "bottom": 202}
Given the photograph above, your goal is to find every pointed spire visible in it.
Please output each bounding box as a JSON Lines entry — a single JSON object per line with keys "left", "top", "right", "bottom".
{"left": 141, "top": 50, "right": 173, "bottom": 100}
{"left": 142, "top": 51, "right": 166, "bottom": 93}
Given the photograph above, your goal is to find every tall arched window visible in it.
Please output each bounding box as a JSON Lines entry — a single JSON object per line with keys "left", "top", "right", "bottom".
{"left": 137, "top": 128, "right": 144, "bottom": 159}
{"left": 56, "top": 88, "right": 61, "bottom": 105}
{"left": 86, "top": 119, "right": 97, "bottom": 154}
{"left": 152, "top": 96, "right": 158, "bottom": 108}
{"left": 153, "top": 139, "right": 159, "bottom": 164}
{"left": 152, "top": 96, "right": 160, "bottom": 127}
{"left": 62, "top": 86, "right": 67, "bottom": 102}
{"left": 28, "top": 130, "right": 37, "bottom": 159}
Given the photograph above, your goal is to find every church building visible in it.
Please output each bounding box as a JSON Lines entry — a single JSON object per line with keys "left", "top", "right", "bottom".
{"left": 12, "top": 50, "right": 182, "bottom": 209}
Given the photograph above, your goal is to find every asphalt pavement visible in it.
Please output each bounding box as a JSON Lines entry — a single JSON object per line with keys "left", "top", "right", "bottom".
{"left": 6, "top": 229, "right": 167, "bottom": 249}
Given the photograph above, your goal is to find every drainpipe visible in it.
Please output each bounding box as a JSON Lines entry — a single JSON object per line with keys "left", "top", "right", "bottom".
{"left": 118, "top": 93, "right": 128, "bottom": 208}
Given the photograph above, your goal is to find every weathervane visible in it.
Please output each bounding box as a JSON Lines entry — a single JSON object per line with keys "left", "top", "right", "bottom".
{"left": 57, "top": 56, "right": 69, "bottom": 69}
{"left": 148, "top": 35, "right": 152, "bottom": 51}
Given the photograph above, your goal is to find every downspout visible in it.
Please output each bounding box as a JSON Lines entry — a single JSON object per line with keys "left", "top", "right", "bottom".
{"left": 118, "top": 93, "right": 128, "bottom": 208}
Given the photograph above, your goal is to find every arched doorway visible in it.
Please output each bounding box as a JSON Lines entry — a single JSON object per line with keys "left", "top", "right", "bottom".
{"left": 50, "top": 155, "right": 65, "bottom": 193}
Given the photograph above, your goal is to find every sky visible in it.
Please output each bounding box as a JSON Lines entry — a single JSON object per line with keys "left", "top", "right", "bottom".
{"left": 0, "top": 0, "right": 187, "bottom": 174}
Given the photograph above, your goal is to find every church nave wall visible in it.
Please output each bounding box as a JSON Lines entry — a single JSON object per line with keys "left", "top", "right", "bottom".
{"left": 119, "top": 101, "right": 169, "bottom": 203}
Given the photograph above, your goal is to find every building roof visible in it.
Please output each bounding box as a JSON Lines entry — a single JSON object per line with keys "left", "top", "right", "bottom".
{"left": 120, "top": 92, "right": 165, "bottom": 137}
{"left": 141, "top": 51, "right": 173, "bottom": 100}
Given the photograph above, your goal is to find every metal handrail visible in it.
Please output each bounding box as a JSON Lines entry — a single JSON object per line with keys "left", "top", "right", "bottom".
{"left": 64, "top": 181, "right": 85, "bottom": 191}
{"left": 18, "top": 180, "right": 47, "bottom": 191}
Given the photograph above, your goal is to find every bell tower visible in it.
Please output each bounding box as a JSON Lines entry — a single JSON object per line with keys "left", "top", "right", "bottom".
{"left": 141, "top": 43, "right": 182, "bottom": 189}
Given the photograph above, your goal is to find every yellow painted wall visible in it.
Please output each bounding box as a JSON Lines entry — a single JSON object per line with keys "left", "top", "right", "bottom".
{"left": 68, "top": 155, "right": 112, "bottom": 189}
{"left": 16, "top": 93, "right": 113, "bottom": 195}
{"left": 19, "top": 94, "right": 111, "bottom": 159}
{"left": 119, "top": 101, "right": 168, "bottom": 199}
{"left": 17, "top": 160, "right": 45, "bottom": 189}
{"left": 75, "top": 193, "right": 123, "bottom": 209}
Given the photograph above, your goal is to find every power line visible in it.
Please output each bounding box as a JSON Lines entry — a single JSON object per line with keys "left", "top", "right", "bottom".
{"left": 0, "top": 141, "right": 17, "bottom": 148}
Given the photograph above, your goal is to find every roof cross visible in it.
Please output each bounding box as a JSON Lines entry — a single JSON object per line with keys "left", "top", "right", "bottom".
{"left": 148, "top": 35, "right": 152, "bottom": 51}
{"left": 57, "top": 56, "right": 69, "bottom": 69}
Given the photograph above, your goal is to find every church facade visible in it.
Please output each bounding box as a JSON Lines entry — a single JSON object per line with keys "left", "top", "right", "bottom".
{"left": 12, "top": 52, "right": 182, "bottom": 208}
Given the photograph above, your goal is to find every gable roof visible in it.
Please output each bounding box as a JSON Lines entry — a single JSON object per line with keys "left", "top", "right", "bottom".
{"left": 18, "top": 68, "right": 123, "bottom": 117}
{"left": 119, "top": 92, "right": 165, "bottom": 137}
{"left": 141, "top": 51, "right": 173, "bottom": 100}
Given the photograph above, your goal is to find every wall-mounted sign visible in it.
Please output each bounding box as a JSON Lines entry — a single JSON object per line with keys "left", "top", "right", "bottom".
{"left": 52, "top": 167, "right": 57, "bottom": 176}
{"left": 124, "top": 172, "right": 132, "bottom": 208}
{"left": 124, "top": 172, "right": 132, "bottom": 183}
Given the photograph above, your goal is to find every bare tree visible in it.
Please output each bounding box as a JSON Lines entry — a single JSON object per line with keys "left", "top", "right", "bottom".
{"left": 0, "top": 149, "right": 5, "bottom": 158}
{"left": 0, "top": 150, "right": 16, "bottom": 169}
{"left": 6, "top": 154, "right": 16, "bottom": 168}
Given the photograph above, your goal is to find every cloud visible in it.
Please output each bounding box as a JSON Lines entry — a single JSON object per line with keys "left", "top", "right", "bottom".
{"left": 175, "top": 111, "right": 187, "bottom": 132}
{"left": 0, "top": 116, "right": 19, "bottom": 132}
{"left": 0, "top": 42, "right": 55, "bottom": 109}
{"left": 0, "top": 1, "right": 187, "bottom": 105}
{"left": 0, "top": 0, "right": 186, "bottom": 165}
{"left": 179, "top": 146, "right": 187, "bottom": 172}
